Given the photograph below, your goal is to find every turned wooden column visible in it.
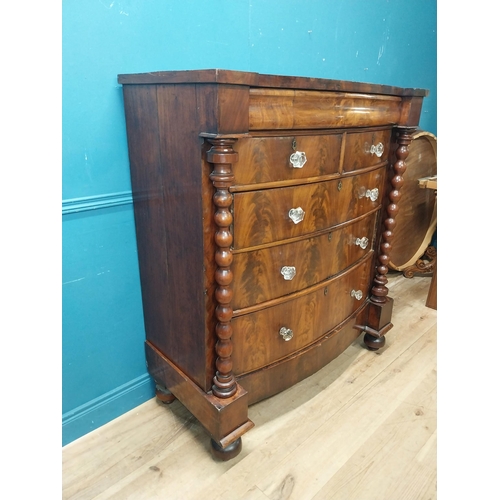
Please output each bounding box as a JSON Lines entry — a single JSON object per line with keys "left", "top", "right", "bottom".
{"left": 360, "top": 127, "right": 415, "bottom": 350}
{"left": 207, "top": 138, "right": 238, "bottom": 399}
{"left": 371, "top": 127, "right": 414, "bottom": 303}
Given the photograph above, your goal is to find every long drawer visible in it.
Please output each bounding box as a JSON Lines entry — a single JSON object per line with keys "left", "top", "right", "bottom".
{"left": 232, "top": 212, "right": 377, "bottom": 310}
{"left": 232, "top": 166, "right": 385, "bottom": 249}
{"left": 231, "top": 254, "right": 374, "bottom": 375}
{"left": 248, "top": 89, "right": 402, "bottom": 130}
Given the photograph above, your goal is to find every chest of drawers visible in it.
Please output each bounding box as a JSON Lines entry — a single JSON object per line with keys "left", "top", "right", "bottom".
{"left": 118, "top": 70, "right": 428, "bottom": 460}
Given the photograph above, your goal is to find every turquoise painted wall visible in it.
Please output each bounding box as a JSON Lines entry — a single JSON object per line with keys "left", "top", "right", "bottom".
{"left": 62, "top": 0, "right": 437, "bottom": 445}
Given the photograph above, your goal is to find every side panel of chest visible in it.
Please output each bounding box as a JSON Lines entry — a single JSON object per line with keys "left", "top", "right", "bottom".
{"left": 122, "top": 85, "right": 208, "bottom": 390}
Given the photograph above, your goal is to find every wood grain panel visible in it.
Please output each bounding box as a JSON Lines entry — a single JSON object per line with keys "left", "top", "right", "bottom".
{"left": 123, "top": 84, "right": 209, "bottom": 389}
{"left": 233, "top": 134, "right": 342, "bottom": 186}
{"left": 232, "top": 212, "right": 378, "bottom": 309}
{"left": 232, "top": 256, "right": 373, "bottom": 375}
{"left": 343, "top": 129, "right": 392, "bottom": 172}
{"left": 153, "top": 84, "right": 211, "bottom": 389}
{"left": 233, "top": 167, "right": 386, "bottom": 249}
{"left": 249, "top": 89, "right": 401, "bottom": 130}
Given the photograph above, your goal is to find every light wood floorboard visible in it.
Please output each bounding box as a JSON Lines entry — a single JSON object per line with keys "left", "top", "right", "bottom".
{"left": 62, "top": 273, "right": 437, "bottom": 500}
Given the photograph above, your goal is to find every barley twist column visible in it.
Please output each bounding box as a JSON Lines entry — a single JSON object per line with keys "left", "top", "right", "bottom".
{"left": 207, "top": 138, "right": 238, "bottom": 399}
{"left": 370, "top": 128, "right": 413, "bottom": 304}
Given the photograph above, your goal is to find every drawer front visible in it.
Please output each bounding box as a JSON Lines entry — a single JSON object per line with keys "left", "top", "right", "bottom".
{"left": 233, "top": 167, "right": 385, "bottom": 249}
{"left": 343, "top": 129, "right": 391, "bottom": 172}
{"left": 233, "top": 134, "right": 342, "bottom": 186}
{"left": 232, "top": 212, "right": 377, "bottom": 310}
{"left": 249, "top": 89, "right": 402, "bottom": 130}
{"left": 232, "top": 255, "right": 373, "bottom": 375}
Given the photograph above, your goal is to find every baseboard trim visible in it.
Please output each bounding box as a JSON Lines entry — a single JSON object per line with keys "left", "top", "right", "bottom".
{"left": 62, "top": 191, "right": 133, "bottom": 215}
{"left": 62, "top": 373, "right": 155, "bottom": 446}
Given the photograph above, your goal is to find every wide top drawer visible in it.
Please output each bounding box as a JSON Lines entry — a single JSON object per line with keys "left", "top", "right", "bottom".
{"left": 249, "top": 89, "right": 402, "bottom": 130}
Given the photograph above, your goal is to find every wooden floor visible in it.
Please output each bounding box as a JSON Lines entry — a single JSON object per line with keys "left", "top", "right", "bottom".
{"left": 62, "top": 273, "right": 437, "bottom": 500}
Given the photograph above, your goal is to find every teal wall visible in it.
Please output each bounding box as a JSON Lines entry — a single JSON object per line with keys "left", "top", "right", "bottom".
{"left": 62, "top": 0, "right": 437, "bottom": 445}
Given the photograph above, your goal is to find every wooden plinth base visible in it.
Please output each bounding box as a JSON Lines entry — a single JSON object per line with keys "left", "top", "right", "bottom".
{"left": 146, "top": 341, "right": 254, "bottom": 461}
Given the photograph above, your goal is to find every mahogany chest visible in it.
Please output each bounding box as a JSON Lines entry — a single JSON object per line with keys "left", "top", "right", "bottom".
{"left": 118, "top": 69, "right": 428, "bottom": 460}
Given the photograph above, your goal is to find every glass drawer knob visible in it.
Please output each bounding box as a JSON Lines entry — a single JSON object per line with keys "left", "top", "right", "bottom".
{"left": 351, "top": 289, "right": 363, "bottom": 300}
{"left": 279, "top": 327, "right": 294, "bottom": 341}
{"left": 281, "top": 266, "right": 296, "bottom": 281}
{"left": 365, "top": 188, "right": 379, "bottom": 201}
{"left": 365, "top": 142, "right": 384, "bottom": 157}
{"left": 289, "top": 207, "right": 305, "bottom": 224}
{"left": 355, "top": 236, "right": 369, "bottom": 249}
{"left": 290, "top": 151, "right": 307, "bottom": 168}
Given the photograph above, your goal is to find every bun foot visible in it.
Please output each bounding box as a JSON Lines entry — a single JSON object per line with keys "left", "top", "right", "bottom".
{"left": 155, "top": 384, "right": 176, "bottom": 404}
{"left": 364, "top": 333, "right": 386, "bottom": 351}
{"left": 210, "top": 437, "right": 242, "bottom": 461}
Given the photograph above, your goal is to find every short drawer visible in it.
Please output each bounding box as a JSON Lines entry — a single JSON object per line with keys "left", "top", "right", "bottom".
{"left": 231, "top": 255, "right": 373, "bottom": 375}
{"left": 232, "top": 134, "right": 342, "bottom": 186}
{"left": 232, "top": 166, "right": 385, "bottom": 249}
{"left": 232, "top": 212, "right": 378, "bottom": 309}
{"left": 343, "top": 129, "right": 391, "bottom": 172}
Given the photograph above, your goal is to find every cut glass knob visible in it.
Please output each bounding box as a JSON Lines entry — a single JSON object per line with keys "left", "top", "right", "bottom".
{"left": 365, "top": 142, "right": 384, "bottom": 157}
{"left": 280, "top": 266, "right": 296, "bottom": 281}
{"left": 372, "top": 142, "right": 384, "bottom": 157}
{"left": 290, "top": 151, "right": 307, "bottom": 168}
{"left": 289, "top": 207, "right": 305, "bottom": 224}
{"left": 365, "top": 188, "right": 379, "bottom": 201}
{"left": 279, "top": 327, "right": 294, "bottom": 341}
{"left": 351, "top": 289, "right": 363, "bottom": 300}
{"left": 355, "top": 236, "right": 369, "bottom": 249}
